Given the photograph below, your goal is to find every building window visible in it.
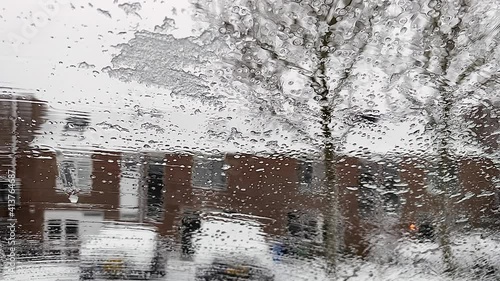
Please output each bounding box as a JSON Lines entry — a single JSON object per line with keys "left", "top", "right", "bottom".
{"left": 44, "top": 218, "right": 80, "bottom": 257}
{"left": 287, "top": 211, "right": 322, "bottom": 243}
{"left": 358, "top": 163, "right": 402, "bottom": 218}
{"left": 146, "top": 160, "right": 165, "bottom": 221}
{"left": 285, "top": 211, "right": 323, "bottom": 257}
{"left": 298, "top": 161, "right": 313, "bottom": 184}
{"left": 296, "top": 160, "right": 318, "bottom": 194}
{"left": 425, "top": 167, "right": 442, "bottom": 195}
{"left": 119, "top": 154, "right": 142, "bottom": 221}
{"left": 192, "top": 155, "right": 227, "bottom": 189}
{"left": 56, "top": 156, "right": 93, "bottom": 194}
{"left": 65, "top": 219, "right": 79, "bottom": 240}
{"left": 45, "top": 219, "right": 80, "bottom": 240}
{"left": 47, "top": 219, "right": 62, "bottom": 240}
{"left": 0, "top": 181, "right": 8, "bottom": 204}
{"left": 60, "top": 161, "right": 77, "bottom": 188}
{"left": 358, "top": 170, "right": 377, "bottom": 218}
{"left": 382, "top": 166, "right": 402, "bottom": 214}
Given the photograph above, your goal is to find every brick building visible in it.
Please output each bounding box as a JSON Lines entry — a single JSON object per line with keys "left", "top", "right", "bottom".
{"left": 0, "top": 94, "right": 498, "bottom": 259}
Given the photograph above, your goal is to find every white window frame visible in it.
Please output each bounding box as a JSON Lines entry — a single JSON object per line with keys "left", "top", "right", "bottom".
{"left": 43, "top": 218, "right": 80, "bottom": 257}
{"left": 44, "top": 219, "right": 80, "bottom": 241}
{"left": 119, "top": 154, "right": 142, "bottom": 221}
{"left": 56, "top": 153, "right": 93, "bottom": 195}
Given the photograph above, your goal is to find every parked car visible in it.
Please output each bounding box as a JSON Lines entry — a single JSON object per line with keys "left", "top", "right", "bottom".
{"left": 192, "top": 212, "right": 275, "bottom": 281}
{"left": 79, "top": 222, "right": 166, "bottom": 280}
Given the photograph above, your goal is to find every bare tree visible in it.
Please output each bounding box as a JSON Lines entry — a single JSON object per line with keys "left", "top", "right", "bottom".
{"left": 190, "top": 0, "right": 384, "bottom": 273}
{"left": 380, "top": 0, "right": 500, "bottom": 273}
{"left": 107, "top": 0, "right": 500, "bottom": 275}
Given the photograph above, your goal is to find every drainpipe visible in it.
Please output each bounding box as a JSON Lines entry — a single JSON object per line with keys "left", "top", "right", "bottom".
{"left": 138, "top": 152, "right": 146, "bottom": 224}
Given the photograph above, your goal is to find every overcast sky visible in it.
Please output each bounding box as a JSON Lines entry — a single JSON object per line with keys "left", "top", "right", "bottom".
{"left": 0, "top": 0, "right": 444, "bottom": 156}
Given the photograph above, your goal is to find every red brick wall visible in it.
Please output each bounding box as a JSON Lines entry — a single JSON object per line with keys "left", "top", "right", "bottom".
{"left": 457, "top": 157, "right": 499, "bottom": 227}
{"left": 14, "top": 150, "right": 122, "bottom": 236}
{"left": 160, "top": 154, "right": 326, "bottom": 238}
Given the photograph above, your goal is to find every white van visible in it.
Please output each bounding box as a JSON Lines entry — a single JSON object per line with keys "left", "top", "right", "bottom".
{"left": 79, "top": 222, "right": 165, "bottom": 280}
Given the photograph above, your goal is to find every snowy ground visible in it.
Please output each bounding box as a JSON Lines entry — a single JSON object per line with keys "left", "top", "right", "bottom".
{"left": 2, "top": 231, "right": 498, "bottom": 281}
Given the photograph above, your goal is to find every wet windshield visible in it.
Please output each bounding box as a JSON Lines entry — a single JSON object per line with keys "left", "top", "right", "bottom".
{"left": 0, "top": 0, "right": 499, "bottom": 280}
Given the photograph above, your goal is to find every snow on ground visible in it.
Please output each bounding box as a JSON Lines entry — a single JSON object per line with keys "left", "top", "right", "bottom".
{"left": 394, "top": 231, "right": 500, "bottom": 280}
{"left": 1, "top": 259, "right": 79, "bottom": 281}
{"left": 1, "top": 254, "right": 492, "bottom": 281}
{"left": 2, "top": 232, "right": 499, "bottom": 281}
{"left": 0, "top": 229, "right": 500, "bottom": 281}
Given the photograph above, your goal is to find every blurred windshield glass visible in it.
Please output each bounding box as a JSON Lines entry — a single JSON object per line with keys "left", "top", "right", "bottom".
{"left": 0, "top": 0, "right": 499, "bottom": 280}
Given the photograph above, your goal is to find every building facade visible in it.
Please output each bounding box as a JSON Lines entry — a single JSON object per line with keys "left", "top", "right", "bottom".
{"left": 0, "top": 94, "right": 498, "bottom": 259}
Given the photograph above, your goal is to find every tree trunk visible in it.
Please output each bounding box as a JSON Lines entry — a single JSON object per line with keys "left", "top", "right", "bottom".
{"left": 436, "top": 90, "right": 457, "bottom": 273}
{"left": 313, "top": 18, "right": 340, "bottom": 273}
{"left": 322, "top": 101, "right": 339, "bottom": 274}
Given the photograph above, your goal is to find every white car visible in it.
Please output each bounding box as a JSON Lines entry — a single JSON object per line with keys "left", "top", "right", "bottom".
{"left": 192, "top": 212, "right": 275, "bottom": 281}
{"left": 79, "top": 222, "right": 166, "bottom": 280}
